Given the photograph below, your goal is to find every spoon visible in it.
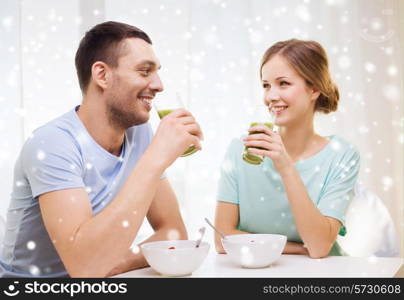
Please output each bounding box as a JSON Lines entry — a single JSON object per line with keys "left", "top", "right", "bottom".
{"left": 195, "top": 226, "right": 206, "bottom": 248}
{"left": 204, "top": 217, "right": 227, "bottom": 240}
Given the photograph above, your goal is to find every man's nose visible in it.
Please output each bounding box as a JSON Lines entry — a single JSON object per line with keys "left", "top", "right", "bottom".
{"left": 150, "top": 74, "right": 164, "bottom": 93}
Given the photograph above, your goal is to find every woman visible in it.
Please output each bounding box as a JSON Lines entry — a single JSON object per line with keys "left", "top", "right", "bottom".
{"left": 215, "top": 39, "right": 360, "bottom": 258}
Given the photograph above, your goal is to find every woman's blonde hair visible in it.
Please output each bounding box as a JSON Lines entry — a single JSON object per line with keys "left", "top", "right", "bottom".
{"left": 260, "top": 39, "right": 339, "bottom": 114}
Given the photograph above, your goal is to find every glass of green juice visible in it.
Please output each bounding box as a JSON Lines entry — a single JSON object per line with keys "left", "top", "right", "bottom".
{"left": 154, "top": 93, "right": 198, "bottom": 157}
{"left": 242, "top": 105, "right": 275, "bottom": 165}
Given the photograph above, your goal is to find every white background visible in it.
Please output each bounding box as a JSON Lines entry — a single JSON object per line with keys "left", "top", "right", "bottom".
{"left": 1, "top": 0, "right": 403, "bottom": 255}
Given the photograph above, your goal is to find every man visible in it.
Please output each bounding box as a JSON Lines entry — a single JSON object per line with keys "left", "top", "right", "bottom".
{"left": 0, "top": 21, "right": 202, "bottom": 277}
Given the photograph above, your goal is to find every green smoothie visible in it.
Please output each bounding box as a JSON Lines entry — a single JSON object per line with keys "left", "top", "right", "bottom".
{"left": 242, "top": 122, "right": 273, "bottom": 165}
{"left": 157, "top": 109, "right": 198, "bottom": 157}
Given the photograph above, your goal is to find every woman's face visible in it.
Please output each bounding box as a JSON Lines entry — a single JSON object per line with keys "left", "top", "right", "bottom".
{"left": 261, "top": 54, "right": 319, "bottom": 127}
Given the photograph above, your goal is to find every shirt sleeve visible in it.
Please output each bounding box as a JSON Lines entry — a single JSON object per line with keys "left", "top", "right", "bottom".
{"left": 21, "top": 127, "right": 85, "bottom": 199}
{"left": 216, "top": 138, "right": 240, "bottom": 204}
{"left": 317, "top": 145, "right": 361, "bottom": 234}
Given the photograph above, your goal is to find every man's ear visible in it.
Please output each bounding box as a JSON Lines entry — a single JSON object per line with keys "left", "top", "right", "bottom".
{"left": 91, "top": 61, "right": 111, "bottom": 90}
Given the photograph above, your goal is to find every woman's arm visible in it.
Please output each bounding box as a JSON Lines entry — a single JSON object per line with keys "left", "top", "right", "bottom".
{"left": 214, "top": 202, "right": 247, "bottom": 253}
{"left": 214, "top": 201, "right": 310, "bottom": 255}
{"left": 283, "top": 242, "right": 309, "bottom": 255}
{"left": 244, "top": 126, "right": 341, "bottom": 258}
{"left": 279, "top": 167, "right": 341, "bottom": 258}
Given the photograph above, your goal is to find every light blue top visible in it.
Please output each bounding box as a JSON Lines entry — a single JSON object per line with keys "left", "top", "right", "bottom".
{"left": 0, "top": 106, "right": 156, "bottom": 277}
{"left": 217, "top": 135, "right": 360, "bottom": 255}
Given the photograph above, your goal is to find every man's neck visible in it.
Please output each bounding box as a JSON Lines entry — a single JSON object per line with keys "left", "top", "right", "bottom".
{"left": 76, "top": 98, "right": 125, "bottom": 157}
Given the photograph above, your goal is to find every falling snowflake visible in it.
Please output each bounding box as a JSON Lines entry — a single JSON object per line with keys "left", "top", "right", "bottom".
{"left": 382, "top": 85, "right": 399, "bottom": 102}
{"left": 37, "top": 150, "right": 46, "bottom": 160}
{"left": 358, "top": 126, "right": 369, "bottom": 134}
{"left": 340, "top": 15, "right": 349, "bottom": 24}
{"left": 338, "top": 55, "right": 351, "bottom": 69}
{"left": 384, "top": 47, "right": 394, "bottom": 55}
{"left": 370, "top": 18, "right": 383, "bottom": 31}
{"left": 295, "top": 5, "right": 311, "bottom": 22}
{"left": 241, "top": 246, "right": 250, "bottom": 254}
{"left": 15, "top": 180, "right": 25, "bottom": 187}
{"left": 326, "top": 0, "right": 346, "bottom": 5}
{"left": 183, "top": 32, "right": 192, "bottom": 40}
{"left": 122, "top": 220, "right": 129, "bottom": 228}
{"left": 382, "top": 176, "right": 393, "bottom": 191}
{"left": 29, "top": 265, "right": 41, "bottom": 276}
{"left": 387, "top": 65, "right": 397, "bottom": 77}
{"left": 131, "top": 245, "right": 140, "bottom": 254}
{"left": 249, "top": 30, "right": 263, "bottom": 44}
{"left": 399, "top": 134, "right": 404, "bottom": 144}
{"left": 364, "top": 62, "right": 376, "bottom": 73}
{"left": 331, "top": 140, "right": 341, "bottom": 151}
{"left": 167, "top": 229, "right": 180, "bottom": 240}
{"left": 2, "top": 16, "right": 14, "bottom": 29}
{"left": 27, "top": 241, "right": 36, "bottom": 250}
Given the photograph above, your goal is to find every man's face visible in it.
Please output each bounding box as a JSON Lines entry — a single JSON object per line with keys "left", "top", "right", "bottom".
{"left": 105, "top": 38, "right": 163, "bottom": 129}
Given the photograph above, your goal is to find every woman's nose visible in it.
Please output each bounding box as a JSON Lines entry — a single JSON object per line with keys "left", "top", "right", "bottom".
{"left": 264, "top": 89, "right": 280, "bottom": 105}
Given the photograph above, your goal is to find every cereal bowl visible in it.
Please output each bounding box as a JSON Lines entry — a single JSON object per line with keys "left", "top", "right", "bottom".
{"left": 141, "top": 240, "right": 210, "bottom": 276}
{"left": 221, "top": 234, "right": 286, "bottom": 268}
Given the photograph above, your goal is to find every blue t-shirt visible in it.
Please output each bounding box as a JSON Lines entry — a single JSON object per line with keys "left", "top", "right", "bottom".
{"left": 217, "top": 135, "right": 360, "bottom": 255}
{"left": 0, "top": 106, "right": 156, "bottom": 277}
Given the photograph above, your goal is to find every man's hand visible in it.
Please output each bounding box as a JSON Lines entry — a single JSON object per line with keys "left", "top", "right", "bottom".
{"left": 150, "top": 109, "right": 203, "bottom": 167}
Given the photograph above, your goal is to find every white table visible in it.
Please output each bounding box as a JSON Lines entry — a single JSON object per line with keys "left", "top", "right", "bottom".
{"left": 115, "top": 251, "right": 403, "bottom": 278}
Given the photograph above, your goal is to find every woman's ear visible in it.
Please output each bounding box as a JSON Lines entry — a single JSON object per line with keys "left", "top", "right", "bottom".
{"left": 311, "top": 86, "right": 321, "bottom": 101}
{"left": 91, "top": 61, "right": 111, "bottom": 90}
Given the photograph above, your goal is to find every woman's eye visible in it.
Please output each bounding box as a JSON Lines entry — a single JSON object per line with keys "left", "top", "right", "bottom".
{"left": 280, "top": 81, "right": 290, "bottom": 86}
{"left": 262, "top": 83, "right": 270, "bottom": 89}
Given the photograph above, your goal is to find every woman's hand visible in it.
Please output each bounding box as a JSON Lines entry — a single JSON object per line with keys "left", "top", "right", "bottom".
{"left": 243, "top": 125, "right": 293, "bottom": 174}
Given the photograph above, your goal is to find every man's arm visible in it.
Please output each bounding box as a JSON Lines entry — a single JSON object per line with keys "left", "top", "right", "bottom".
{"left": 105, "top": 179, "right": 188, "bottom": 276}
{"left": 39, "top": 148, "right": 164, "bottom": 277}
{"left": 39, "top": 109, "right": 201, "bottom": 278}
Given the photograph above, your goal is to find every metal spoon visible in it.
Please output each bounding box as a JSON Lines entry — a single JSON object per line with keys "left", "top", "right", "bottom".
{"left": 195, "top": 226, "right": 206, "bottom": 248}
{"left": 204, "top": 217, "right": 227, "bottom": 240}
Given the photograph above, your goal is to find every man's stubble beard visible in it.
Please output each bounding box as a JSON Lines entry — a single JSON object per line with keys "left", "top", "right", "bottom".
{"left": 105, "top": 76, "right": 149, "bottom": 130}
{"left": 106, "top": 93, "right": 148, "bottom": 130}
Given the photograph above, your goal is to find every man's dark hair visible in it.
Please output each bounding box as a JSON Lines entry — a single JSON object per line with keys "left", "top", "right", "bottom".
{"left": 75, "top": 21, "right": 152, "bottom": 93}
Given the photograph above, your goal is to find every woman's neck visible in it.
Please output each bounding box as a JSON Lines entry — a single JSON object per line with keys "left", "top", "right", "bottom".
{"left": 278, "top": 122, "right": 320, "bottom": 162}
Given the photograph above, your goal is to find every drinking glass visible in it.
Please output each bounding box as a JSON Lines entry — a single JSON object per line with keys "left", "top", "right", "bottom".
{"left": 153, "top": 93, "right": 198, "bottom": 157}
{"left": 242, "top": 105, "right": 275, "bottom": 165}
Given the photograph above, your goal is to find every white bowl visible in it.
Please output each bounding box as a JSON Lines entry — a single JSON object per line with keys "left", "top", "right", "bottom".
{"left": 221, "top": 234, "right": 286, "bottom": 268}
{"left": 141, "top": 240, "right": 210, "bottom": 277}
